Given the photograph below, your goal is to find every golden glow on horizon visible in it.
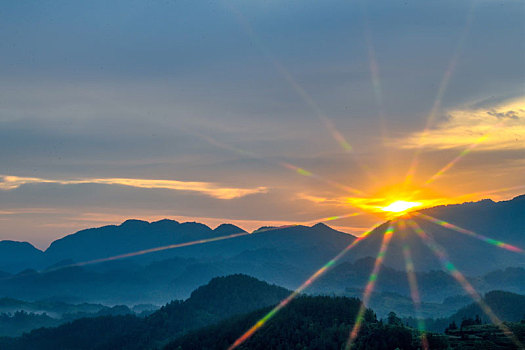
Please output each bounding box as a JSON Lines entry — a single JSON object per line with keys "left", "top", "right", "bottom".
{"left": 381, "top": 200, "right": 422, "bottom": 213}
{"left": 299, "top": 184, "right": 446, "bottom": 218}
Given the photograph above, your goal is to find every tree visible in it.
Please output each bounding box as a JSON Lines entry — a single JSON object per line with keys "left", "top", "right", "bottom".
{"left": 475, "top": 314, "right": 482, "bottom": 325}
{"left": 445, "top": 321, "right": 457, "bottom": 334}
{"left": 387, "top": 312, "right": 402, "bottom": 326}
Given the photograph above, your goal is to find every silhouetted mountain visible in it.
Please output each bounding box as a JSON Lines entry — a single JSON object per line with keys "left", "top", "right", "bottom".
{"left": 0, "top": 195, "right": 522, "bottom": 306}
{"left": 0, "top": 253, "right": 522, "bottom": 308}
{"left": 483, "top": 267, "right": 525, "bottom": 291}
{"left": 44, "top": 219, "right": 215, "bottom": 264}
{"left": 0, "top": 296, "right": 158, "bottom": 337}
{"left": 0, "top": 298, "right": 108, "bottom": 317}
{"left": 182, "top": 274, "right": 288, "bottom": 316}
{"left": 38, "top": 219, "right": 355, "bottom": 275}
{"left": 34, "top": 194, "right": 522, "bottom": 279}
{"left": 345, "top": 195, "right": 525, "bottom": 275}
{"left": 451, "top": 290, "right": 525, "bottom": 324}
{"left": 0, "top": 219, "right": 357, "bottom": 303}
{"left": 2, "top": 276, "right": 523, "bottom": 350}
{"left": 212, "top": 223, "right": 246, "bottom": 235}
{"left": 0, "top": 312, "right": 59, "bottom": 338}
{"left": 404, "top": 290, "right": 525, "bottom": 334}
{"left": 0, "top": 274, "right": 290, "bottom": 350}
{"left": 0, "top": 241, "right": 43, "bottom": 273}
{"left": 314, "top": 257, "right": 525, "bottom": 301}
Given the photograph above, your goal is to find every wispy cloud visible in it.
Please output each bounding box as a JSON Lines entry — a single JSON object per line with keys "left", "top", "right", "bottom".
{"left": 0, "top": 208, "right": 59, "bottom": 215}
{"left": 397, "top": 97, "right": 525, "bottom": 150}
{"left": 0, "top": 175, "right": 267, "bottom": 200}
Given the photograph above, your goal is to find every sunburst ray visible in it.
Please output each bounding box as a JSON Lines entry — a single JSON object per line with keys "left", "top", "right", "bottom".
{"left": 44, "top": 232, "right": 251, "bottom": 272}
{"left": 227, "top": 222, "right": 382, "bottom": 350}
{"left": 222, "top": 2, "right": 378, "bottom": 183}
{"left": 403, "top": 4, "right": 476, "bottom": 187}
{"left": 414, "top": 213, "right": 524, "bottom": 253}
{"left": 399, "top": 219, "right": 429, "bottom": 350}
{"left": 345, "top": 223, "right": 396, "bottom": 350}
{"left": 407, "top": 219, "right": 524, "bottom": 349}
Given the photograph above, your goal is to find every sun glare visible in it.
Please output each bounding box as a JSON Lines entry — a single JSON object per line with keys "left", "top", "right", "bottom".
{"left": 381, "top": 200, "right": 422, "bottom": 214}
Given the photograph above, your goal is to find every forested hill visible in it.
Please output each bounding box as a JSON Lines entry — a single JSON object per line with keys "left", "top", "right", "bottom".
{"left": 2, "top": 275, "right": 524, "bottom": 350}
{"left": 166, "top": 296, "right": 440, "bottom": 350}
{"left": 0, "top": 274, "right": 290, "bottom": 350}
{"left": 167, "top": 293, "right": 525, "bottom": 350}
{"left": 452, "top": 290, "right": 525, "bottom": 324}
{"left": 404, "top": 290, "right": 525, "bottom": 333}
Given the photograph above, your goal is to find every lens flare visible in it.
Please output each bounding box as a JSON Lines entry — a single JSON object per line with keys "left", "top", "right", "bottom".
{"left": 54, "top": 213, "right": 363, "bottom": 272}
{"left": 46, "top": 232, "right": 250, "bottom": 271}
{"left": 400, "top": 234, "right": 429, "bottom": 350}
{"left": 303, "top": 212, "right": 362, "bottom": 225}
{"left": 423, "top": 116, "right": 510, "bottom": 187}
{"left": 345, "top": 224, "right": 395, "bottom": 350}
{"left": 222, "top": 2, "right": 379, "bottom": 184}
{"left": 360, "top": 1, "right": 390, "bottom": 152}
{"left": 423, "top": 135, "right": 487, "bottom": 186}
{"left": 280, "top": 162, "right": 365, "bottom": 196}
{"left": 187, "top": 127, "right": 371, "bottom": 198}
{"left": 185, "top": 128, "right": 369, "bottom": 198}
{"left": 251, "top": 212, "right": 361, "bottom": 234}
{"left": 415, "top": 213, "right": 524, "bottom": 254}
{"left": 407, "top": 219, "right": 524, "bottom": 349}
{"left": 403, "top": 4, "right": 475, "bottom": 187}
{"left": 228, "top": 222, "right": 382, "bottom": 350}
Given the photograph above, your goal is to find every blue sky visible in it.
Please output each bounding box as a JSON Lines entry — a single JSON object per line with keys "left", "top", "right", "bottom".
{"left": 1, "top": 0, "right": 524, "bottom": 248}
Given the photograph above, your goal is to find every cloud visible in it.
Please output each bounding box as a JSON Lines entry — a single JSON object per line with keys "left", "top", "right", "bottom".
{"left": 397, "top": 97, "right": 525, "bottom": 151}
{"left": 0, "top": 208, "right": 59, "bottom": 215}
{"left": 0, "top": 175, "right": 267, "bottom": 200}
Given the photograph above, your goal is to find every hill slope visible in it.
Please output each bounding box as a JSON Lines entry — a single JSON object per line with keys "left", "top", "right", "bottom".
{"left": 0, "top": 195, "right": 522, "bottom": 305}
{"left": 0, "top": 241, "right": 43, "bottom": 273}
{"left": 0, "top": 274, "right": 290, "bottom": 350}
{"left": 345, "top": 195, "right": 525, "bottom": 275}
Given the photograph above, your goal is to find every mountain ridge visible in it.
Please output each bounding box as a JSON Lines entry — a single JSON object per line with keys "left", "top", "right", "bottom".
{"left": 0, "top": 194, "right": 522, "bottom": 300}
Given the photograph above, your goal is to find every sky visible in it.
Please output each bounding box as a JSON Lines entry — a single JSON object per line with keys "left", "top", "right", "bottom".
{"left": 1, "top": 0, "right": 524, "bottom": 249}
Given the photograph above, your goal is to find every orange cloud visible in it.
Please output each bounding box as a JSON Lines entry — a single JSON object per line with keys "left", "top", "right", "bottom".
{"left": 398, "top": 97, "right": 525, "bottom": 150}
{"left": 0, "top": 175, "right": 267, "bottom": 200}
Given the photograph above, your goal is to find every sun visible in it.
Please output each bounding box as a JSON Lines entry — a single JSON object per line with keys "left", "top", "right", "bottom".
{"left": 381, "top": 200, "right": 422, "bottom": 214}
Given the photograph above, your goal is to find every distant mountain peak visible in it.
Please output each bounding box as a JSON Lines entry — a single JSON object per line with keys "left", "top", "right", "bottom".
{"left": 353, "top": 256, "right": 378, "bottom": 269}
{"left": 213, "top": 223, "right": 246, "bottom": 235}
{"left": 311, "top": 222, "right": 330, "bottom": 229}
{"left": 311, "top": 222, "right": 344, "bottom": 231}
{"left": 151, "top": 219, "right": 180, "bottom": 225}
{"left": 178, "top": 221, "right": 212, "bottom": 231}
{"left": 253, "top": 225, "right": 278, "bottom": 233}
{"left": 0, "top": 240, "right": 42, "bottom": 252}
{"left": 119, "top": 219, "right": 149, "bottom": 227}
{"left": 185, "top": 274, "right": 290, "bottom": 313}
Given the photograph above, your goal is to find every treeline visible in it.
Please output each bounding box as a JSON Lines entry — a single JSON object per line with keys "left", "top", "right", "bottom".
{"left": 404, "top": 290, "right": 525, "bottom": 333}
{"left": 0, "top": 311, "right": 59, "bottom": 337}
{"left": 0, "top": 274, "right": 290, "bottom": 350}
{"left": 166, "top": 297, "right": 448, "bottom": 350}
{"left": 0, "top": 303, "right": 153, "bottom": 337}
{"left": 1, "top": 275, "right": 524, "bottom": 350}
